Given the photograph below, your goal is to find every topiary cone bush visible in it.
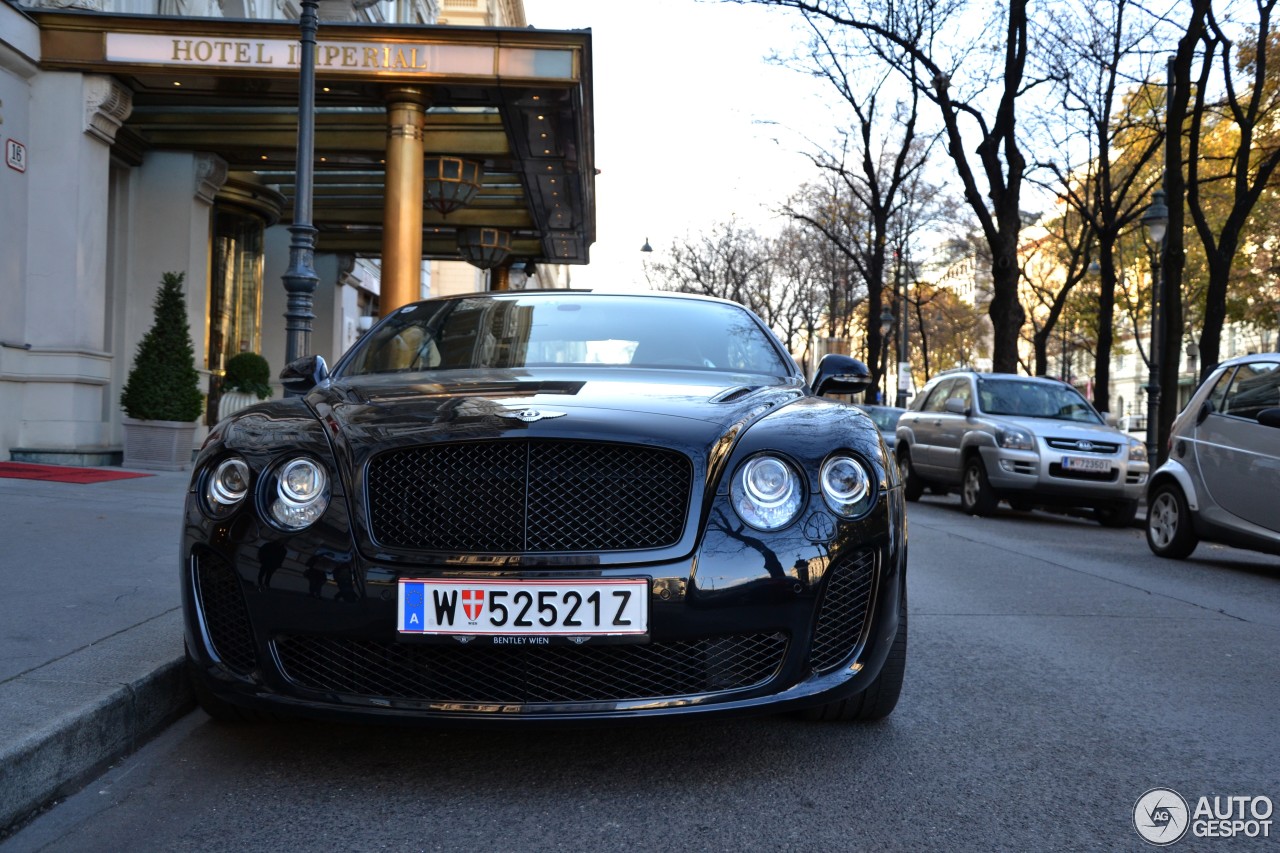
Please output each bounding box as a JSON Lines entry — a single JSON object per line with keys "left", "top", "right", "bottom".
{"left": 222, "top": 352, "right": 273, "bottom": 400}
{"left": 121, "top": 271, "right": 205, "bottom": 422}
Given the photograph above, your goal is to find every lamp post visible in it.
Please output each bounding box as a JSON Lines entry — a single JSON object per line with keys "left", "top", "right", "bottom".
{"left": 282, "top": 0, "right": 321, "bottom": 377}
{"left": 1141, "top": 189, "right": 1169, "bottom": 456}
{"left": 894, "top": 262, "right": 910, "bottom": 408}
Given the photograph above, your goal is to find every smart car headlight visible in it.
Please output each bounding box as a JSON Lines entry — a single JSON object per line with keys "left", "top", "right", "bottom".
{"left": 203, "top": 456, "right": 251, "bottom": 517}
{"left": 264, "top": 456, "right": 330, "bottom": 530}
{"left": 997, "top": 425, "right": 1035, "bottom": 451}
{"left": 731, "top": 454, "right": 803, "bottom": 530}
{"left": 820, "top": 455, "right": 875, "bottom": 518}
{"left": 1127, "top": 437, "right": 1149, "bottom": 463}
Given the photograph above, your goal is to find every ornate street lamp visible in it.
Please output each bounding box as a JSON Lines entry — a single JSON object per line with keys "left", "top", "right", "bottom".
{"left": 457, "top": 227, "right": 512, "bottom": 270}
{"left": 640, "top": 237, "right": 653, "bottom": 253}
{"left": 424, "top": 156, "right": 484, "bottom": 215}
{"left": 1141, "top": 189, "right": 1169, "bottom": 455}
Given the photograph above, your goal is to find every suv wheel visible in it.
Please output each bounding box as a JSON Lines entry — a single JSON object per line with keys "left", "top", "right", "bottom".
{"left": 1096, "top": 500, "right": 1138, "bottom": 528}
{"left": 898, "top": 450, "right": 924, "bottom": 502}
{"left": 960, "top": 457, "right": 998, "bottom": 517}
{"left": 1147, "top": 483, "right": 1199, "bottom": 559}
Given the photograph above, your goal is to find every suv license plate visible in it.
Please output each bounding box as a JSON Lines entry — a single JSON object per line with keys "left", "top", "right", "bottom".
{"left": 398, "top": 578, "right": 649, "bottom": 643}
{"left": 1061, "top": 455, "right": 1110, "bottom": 473}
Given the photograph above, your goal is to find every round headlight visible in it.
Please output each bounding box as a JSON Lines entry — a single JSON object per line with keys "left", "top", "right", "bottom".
{"left": 204, "top": 457, "right": 250, "bottom": 516}
{"left": 266, "top": 457, "right": 330, "bottom": 530}
{"left": 731, "top": 455, "right": 803, "bottom": 530}
{"left": 821, "top": 455, "right": 874, "bottom": 517}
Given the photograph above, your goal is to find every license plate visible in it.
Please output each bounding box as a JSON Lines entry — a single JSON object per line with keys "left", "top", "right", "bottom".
{"left": 1061, "top": 455, "right": 1111, "bottom": 473}
{"left": 397, "top": 578, "right": 648, "bottom": 643}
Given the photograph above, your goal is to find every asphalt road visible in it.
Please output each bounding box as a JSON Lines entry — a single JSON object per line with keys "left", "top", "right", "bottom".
{"left": 6, "top": 496, "right": 1279, "bottom": 852}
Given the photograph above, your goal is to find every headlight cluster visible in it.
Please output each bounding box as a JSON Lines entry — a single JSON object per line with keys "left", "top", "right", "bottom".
{"left": 731, "top": 452, "right": 876, "bottom": 530}
{"left": 200, "top": 455, "right": 331, "bottom": 530}
{"left": 996, "top": 425, "right": 1035, "bottom": 450}
{"left": 1127, "top": 437, "right": 1149, "bottom": 463}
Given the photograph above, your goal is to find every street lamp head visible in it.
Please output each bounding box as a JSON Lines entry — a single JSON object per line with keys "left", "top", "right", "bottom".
{"left": 640, "top": 238, "right": 653, "bottom": 253}
{"left": 879, "top": 306, "right": 895, "bottom": 338}
{"left": 1142, "top": 189, "right": 1169, "bottom": 244}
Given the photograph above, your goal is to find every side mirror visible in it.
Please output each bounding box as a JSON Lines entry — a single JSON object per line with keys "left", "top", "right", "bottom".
{"left": 944, "top": 397, "right": 969, "bottom": 416}
{"left": 1196, "top": 399, "right": 1215, "bottom": 425}
{"left": 811, "top": 354, "right": 870, "bottom": 397}
{"left": 1258, "top": 407, "right": 1280, "bottom": 428}
{"left": 280, "top": 354, "right": 329, "bottom": 394}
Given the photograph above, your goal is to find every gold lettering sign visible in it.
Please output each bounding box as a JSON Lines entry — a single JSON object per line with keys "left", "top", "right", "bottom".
{"left": 104, "top": 32, "right": 576, "bottom": 80}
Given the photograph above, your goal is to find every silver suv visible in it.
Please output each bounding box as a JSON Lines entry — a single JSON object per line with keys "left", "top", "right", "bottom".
{"left": 1147, "top": 353, "right": 1280, "bottom": 559}
{"left": 895, "top": 371, "right": 1150, "bottom": 526}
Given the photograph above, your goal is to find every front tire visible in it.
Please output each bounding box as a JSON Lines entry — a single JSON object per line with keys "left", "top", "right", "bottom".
{"left": 960, "top": 456, "right": 998, "bottom": 517}
{"left": 1096, "top": 500, "right": 1138, "bottom": 528}
{"left": 898, "top": 450, "right": 925, "bottom": 502}
{"left": 1147, "top": 483, "right": 1198, "bottom": 558}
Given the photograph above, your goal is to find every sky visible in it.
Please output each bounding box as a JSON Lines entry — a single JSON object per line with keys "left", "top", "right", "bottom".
{"left": 522, "top": 0, "right": 834, "bottom": 288}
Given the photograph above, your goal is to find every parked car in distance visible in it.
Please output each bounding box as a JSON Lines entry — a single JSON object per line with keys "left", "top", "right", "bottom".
{"left": 895, "top": 370, "right": 1150, "bottom": 526}
{"left": 1147, "top": 352, "right": 1280, "bottom": 559}
{"left": 855, "top": 404, "right": 906, "bottom": 451}
{"left": 182, "top": 290, "right": 908, "bottom": 726}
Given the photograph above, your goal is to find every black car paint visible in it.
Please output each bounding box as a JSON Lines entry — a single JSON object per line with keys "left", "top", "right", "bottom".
{"left": 183, "top": 305, "right": 905, "bottom": 724}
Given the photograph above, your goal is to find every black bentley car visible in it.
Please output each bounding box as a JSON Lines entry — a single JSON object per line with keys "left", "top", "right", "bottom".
{"left": 183, "top": 291, "right": 907, "bottom": 724}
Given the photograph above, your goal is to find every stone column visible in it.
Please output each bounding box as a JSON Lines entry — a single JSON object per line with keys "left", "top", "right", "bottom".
{"left": 379, "top": 87, "right": 426, "bottom": 316}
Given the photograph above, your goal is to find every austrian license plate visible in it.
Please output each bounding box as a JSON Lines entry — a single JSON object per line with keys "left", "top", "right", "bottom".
{"left": 1061, "top": 455, "right": 1111, "bottom": 473}
{"left": 397, "top": 578, "right": 649, "bottom": 644}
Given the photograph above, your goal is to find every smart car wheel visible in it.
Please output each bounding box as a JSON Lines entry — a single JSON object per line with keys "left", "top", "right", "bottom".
{"left": 1096, "top": 500, "right": 1138, "bottom": 528}
{"left": 1147, "top": 483, "right": 1199, "bottom": 559}
{"left": 960, "top": 457, "right": 998, "bottom": 516}
{"left": 898, "top": 450, "right": 924, "bottom": 502}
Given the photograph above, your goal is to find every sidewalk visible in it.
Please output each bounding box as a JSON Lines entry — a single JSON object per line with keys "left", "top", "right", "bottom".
{"left": 0, "top": 469, "right": 194, "bottom": 834}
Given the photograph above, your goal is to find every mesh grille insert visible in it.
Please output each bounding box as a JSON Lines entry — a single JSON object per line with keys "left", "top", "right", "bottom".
{"left": 274, "top": 633, "right": 788, "bottom": 705}
{"left": 809, "top": 549, "right": 876, "bottom": 673}
{"left": 193, "top": 549, "right": 257, "bottom": 675}
{"left": 367, "top": 440, "right": 692, "bottom": 553}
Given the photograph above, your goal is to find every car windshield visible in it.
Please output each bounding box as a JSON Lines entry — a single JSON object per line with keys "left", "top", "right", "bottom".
{"left": 862, "top": 407, "right": 904, "bottom": 431}
{"left": 338, "top": 294, "right": 792, "bottom": 378}
{"left": 976, "top": 377, "right": 1101, "bottom": 423}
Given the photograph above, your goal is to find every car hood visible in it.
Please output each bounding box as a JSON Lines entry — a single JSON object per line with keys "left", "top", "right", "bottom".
{"left": 994, "top": 415, "right": 1132, "bottom": 444}
{"left": 303, "top": 368, "right": 805, "bottom": 459}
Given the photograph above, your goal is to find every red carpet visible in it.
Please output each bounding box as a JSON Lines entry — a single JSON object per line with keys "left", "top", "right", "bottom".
{"left": 0, "top": 462, "right": 154, "bottom": 484}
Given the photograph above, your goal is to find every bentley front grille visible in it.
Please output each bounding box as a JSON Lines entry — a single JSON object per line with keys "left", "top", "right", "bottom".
{"left": 193, "top": 548, "right": 257, "bottom": 675}
{"left": 273, "top": 633, "right": 788, "bottom": 705}
{"left": 809, "top": 549, "right": 876, "bottom": 673}
{"left": 367, "top": 440, "right": 693, "bottom": 553}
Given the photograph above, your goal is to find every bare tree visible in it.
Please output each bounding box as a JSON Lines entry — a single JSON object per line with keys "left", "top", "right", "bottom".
{"left": 735, "top": 0, "right": 1042, "bottom": 374}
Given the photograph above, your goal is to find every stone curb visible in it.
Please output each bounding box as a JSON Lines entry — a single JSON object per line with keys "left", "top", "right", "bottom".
{"left": 0, "top": 610, "right": 192, "bottom": 835}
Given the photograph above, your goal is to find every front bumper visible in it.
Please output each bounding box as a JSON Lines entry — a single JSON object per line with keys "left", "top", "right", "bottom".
{"left": 182, "top": 496, "right": 906, "bottom": 724}
{"left": 980, "top": 445, "right": 1148, "bottom": 503}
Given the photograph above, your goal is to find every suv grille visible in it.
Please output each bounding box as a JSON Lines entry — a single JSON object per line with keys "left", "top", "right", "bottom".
{"left": 367, "top": 440, "right": 692, "bottom": 553}
{"left": 273, "top": 633, "right": 788, "bottom": 705}
{"left": 1045, "top": 438, "right": 1120, "bottom": 454}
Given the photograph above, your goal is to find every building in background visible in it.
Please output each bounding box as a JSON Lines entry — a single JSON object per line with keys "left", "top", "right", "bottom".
{"left": 0, "top": 0, "right": 594, "bottom": 464}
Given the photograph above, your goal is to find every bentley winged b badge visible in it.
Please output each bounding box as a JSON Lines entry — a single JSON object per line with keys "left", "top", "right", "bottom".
{"left": 496, "top": 408, "right": 568, "bottom": 423}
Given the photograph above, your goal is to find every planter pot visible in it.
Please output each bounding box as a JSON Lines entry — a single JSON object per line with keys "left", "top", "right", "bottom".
{"left": 217, "top": 390, "right": 260, "bottom": 423}
{"left": 122, "top": 417, "right": 197, "bottom": 471}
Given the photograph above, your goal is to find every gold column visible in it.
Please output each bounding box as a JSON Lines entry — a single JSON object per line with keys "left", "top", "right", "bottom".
{"left": 491, "top": 264, "right": 511, "bottom": 291}
{"left": 380, "top": 87, "right": 427, "bottom": 316}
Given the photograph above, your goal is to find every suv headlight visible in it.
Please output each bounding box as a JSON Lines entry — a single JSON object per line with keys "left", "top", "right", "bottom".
{"left": 1127, "top": 437, "right": 1149, "bottom": 463}
{"left": 731, "top": 454, "right": 804, "bottom": 530}
{"left": 264, "top": 456, "right": 331, "bottom": 530}
{"left": 997, "top": 425, "right": 1035, "bottom": 451}
{"left": 820, "top": 455, "right": 875, "bottom": 518}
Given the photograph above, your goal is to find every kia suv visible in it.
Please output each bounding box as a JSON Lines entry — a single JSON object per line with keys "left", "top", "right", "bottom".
{"left": 895, "top": 371, "right": 1150, "bottom": 526}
